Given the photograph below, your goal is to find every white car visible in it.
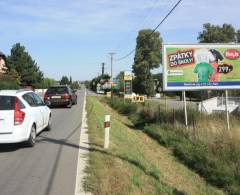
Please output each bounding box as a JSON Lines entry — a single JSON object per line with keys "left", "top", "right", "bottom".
{"left": 0, "top": 90, "right": 51, "bottom": 147}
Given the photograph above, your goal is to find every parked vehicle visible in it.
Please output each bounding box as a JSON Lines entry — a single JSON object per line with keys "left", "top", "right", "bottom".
{"left": 0, "top": 90, "right": 51, "bottom": 147}
{"left": 97, "top": 90, "right": 105, "bottom": 94}
{"left": 44, "top": 85, "right": 77, "bottom": 108}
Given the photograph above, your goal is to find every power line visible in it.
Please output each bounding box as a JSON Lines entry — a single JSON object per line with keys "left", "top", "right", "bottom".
{"left": 149, "top": 0, "right": 182, "bottom": 36}
{"left": 114, "top": 0, "right": 160, "bottom": 52}
{"left": 115, "top": 0, "right": 182, "bottom": 61}
{"left": 115, "top": 49, "right": 136, "bottom": 61}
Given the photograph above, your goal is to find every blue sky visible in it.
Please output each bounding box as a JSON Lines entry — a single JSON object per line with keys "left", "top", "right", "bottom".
{"left": 1, "top": 0, "right": 240, "bottom": 81}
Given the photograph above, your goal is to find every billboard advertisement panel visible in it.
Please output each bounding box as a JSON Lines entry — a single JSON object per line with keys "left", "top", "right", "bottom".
{"left": 163, "top": 44, "right": 240, "bottom": 91}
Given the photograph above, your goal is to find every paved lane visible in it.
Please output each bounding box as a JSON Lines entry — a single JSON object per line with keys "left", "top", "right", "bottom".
{"left": 0, "top": 89, "right": 85, "bottom": 195}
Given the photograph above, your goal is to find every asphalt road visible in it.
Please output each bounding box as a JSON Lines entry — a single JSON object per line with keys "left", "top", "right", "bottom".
{"left": 0, "top": 89, "right": 85, "bottom": 195}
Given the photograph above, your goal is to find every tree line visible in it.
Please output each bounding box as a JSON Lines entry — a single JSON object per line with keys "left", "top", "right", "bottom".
{"left": 133, "top": 23, "right": 240, "bottom": 98}
{"left": 0, "top": 43, "right": 80, "bottom": 90}
{"left": 88, "top": 23, "right": 240, "bottom": 99}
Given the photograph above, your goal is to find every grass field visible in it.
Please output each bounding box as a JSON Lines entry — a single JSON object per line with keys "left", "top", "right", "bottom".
{"left": 83, "top": 96, "right": 224, "bottom": 195}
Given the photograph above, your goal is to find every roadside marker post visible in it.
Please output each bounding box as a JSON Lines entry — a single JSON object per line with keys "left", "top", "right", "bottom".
{"left": 104, "top": 115, "right": 111, "bottom": 149}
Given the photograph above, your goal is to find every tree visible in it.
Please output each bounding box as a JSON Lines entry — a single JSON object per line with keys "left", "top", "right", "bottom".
{"left": 69, "top": 76, "right": 72, "bottom": 84}
{"left": 115, "top": 71, "right": 124, "bottom": 92}
{"left": 90, "top": 74, "right": 110, "bottom": 91}
{"left": 236, "top": 30, "right": 240, "bottom": 43}
{"left": 152, "top": 73, "right": 162, "bottom": 93}
{"left": 71, "top": 81, "right": 81, "bottom": 89}
{"left": 41, "top": 77, "right": 57, "bottom": 88}
{"left": 132, "top": 29, "right": 162, "bottom": 96}
{"left": 7, "top": 43, "right": 43, "bottom": 88}
{"left": 84, "top": 80, "right": 90, "bottom": 89}
{"left": 198, "top": 23, "right": 236, "bottom": 43}
{"left": 7, "top": 69, "right": 21, "bottom": 85}
{"left": 196, "top": 23, "right": 240, "bottom": 99}
{"left": 0, "top": 73, "right": 19, "bottom": 90}
{"left": 60, "top": 76, "right": 70, "bottom": 85}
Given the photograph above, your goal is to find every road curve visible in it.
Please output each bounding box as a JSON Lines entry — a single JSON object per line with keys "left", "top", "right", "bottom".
{"left": 0, "top": 89, "right": 85, "bottom": 195}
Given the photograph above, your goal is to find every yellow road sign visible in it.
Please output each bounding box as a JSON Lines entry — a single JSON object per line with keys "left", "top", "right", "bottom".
{"left": 124, "top": 75, "right": 132, "bottom": 81}
{"left": 132, "top": 96, "right": 145, "bottom": 103}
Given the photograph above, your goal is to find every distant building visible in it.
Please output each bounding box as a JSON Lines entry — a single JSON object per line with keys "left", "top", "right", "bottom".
{"left": 0, "top": 51, "right": 7, "bottom": 73}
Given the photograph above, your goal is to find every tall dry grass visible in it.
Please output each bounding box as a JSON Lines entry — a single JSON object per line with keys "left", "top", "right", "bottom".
{"left": 104, "top": 97, "right": 240, "bottom": 194}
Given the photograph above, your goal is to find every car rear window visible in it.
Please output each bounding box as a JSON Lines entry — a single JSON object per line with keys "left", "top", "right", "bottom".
{"left": 0, "top": 96, "right": 15, "bottom": 110}
{"left": 47, "top": 87, "right": 68, "bottom": 94}
{"left": 0, "top": 96, "right": 25, "bottom": 110}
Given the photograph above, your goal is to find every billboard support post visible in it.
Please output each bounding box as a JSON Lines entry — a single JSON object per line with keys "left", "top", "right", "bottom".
{"left": 183, "top": 91, "right": 188, "bottom": 128}
{"left": 225, "top": 90, "right": 230, "bottom": 130}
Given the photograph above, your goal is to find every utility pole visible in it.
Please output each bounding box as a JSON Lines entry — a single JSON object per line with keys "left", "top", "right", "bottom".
{"left": 109, "top": 52, "right": 116, "bottom": 80}
{"left": 102, "top": 63, "right": 105, "bottom": 76}
{"left": 109, "top": 52, "right": 116, "bottom": 98}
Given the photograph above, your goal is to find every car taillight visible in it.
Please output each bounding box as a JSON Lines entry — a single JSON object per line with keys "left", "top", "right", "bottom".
{"left": 14, "top": 97, "right": 25, "bottom": 126}
{"left": 63, "top": 93, "right": 71, "bottom": 99}
{"left": 44, "top": 94, "right": 49, "bottom": 101}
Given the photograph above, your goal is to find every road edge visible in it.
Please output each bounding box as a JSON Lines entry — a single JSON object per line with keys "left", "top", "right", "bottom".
{"left": 75, "top": 89, "right": 91, "bottom": 195}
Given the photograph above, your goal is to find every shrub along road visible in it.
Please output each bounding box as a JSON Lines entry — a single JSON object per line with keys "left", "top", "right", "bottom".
{"left": 104, "top": 97, "right": 240, "bottom": 194}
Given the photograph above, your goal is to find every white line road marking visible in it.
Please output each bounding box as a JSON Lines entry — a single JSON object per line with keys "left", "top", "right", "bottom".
{"left": 75, "top": 89, "right": 92, "bottom": 195}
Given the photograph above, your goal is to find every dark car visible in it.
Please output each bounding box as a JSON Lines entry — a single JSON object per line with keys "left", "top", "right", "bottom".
{"left": 44, "top": 86, "right": 77, "bottom": 108}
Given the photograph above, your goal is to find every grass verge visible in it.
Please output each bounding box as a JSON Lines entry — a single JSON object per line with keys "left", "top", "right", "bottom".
{"left": 103, "top": 97, "right": 240, "bottom": 195}
{"left": 83, "top": 96, "right": 223, "bottom": 195}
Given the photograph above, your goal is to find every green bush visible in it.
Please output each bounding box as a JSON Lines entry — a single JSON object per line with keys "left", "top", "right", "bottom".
{"left": 105, "top": 97, "right": 240, "bottom": 194}
{"left": 145, "top": 124, "right": 240, "bottom": 194}
{"left": 0, "top": 75, "right": 19, "bottom": 90}
{"left": 104, "top": 97, "right": 138, "bottom": 116}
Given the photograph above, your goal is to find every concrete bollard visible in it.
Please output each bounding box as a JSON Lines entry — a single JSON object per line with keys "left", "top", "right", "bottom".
{"left": 104, "top": 115, "right": 111, "bottom": 149}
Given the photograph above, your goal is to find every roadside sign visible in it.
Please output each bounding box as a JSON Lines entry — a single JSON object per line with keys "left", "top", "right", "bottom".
{"left": 124, "top": 80, "right": 132, "bottom": 94}
{"left": 163, "top": 44, "right": 240, "bottom": 91}
{"left": 132, "top": 96, "right": 145, "bottom": 102}
{"left": 124, "top": 71, "right": 133, "bottom": 99}
{"left": 124, "top": 75, "right": 132, "bottom": 81}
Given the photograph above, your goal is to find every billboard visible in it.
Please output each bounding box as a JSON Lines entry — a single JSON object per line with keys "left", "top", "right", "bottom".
{"left": 163, "top": 44, "right": 240, "bottom": 91}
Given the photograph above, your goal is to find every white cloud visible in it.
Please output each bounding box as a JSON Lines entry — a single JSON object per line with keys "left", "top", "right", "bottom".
{"left": 0, "top": 0, "right": 173, "bottom": 37}
{"left": 1, "top": 0, "right": 240, "bottom": 80}
{"left": 1, "top": 0, "right": 240, "bottom": 38}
